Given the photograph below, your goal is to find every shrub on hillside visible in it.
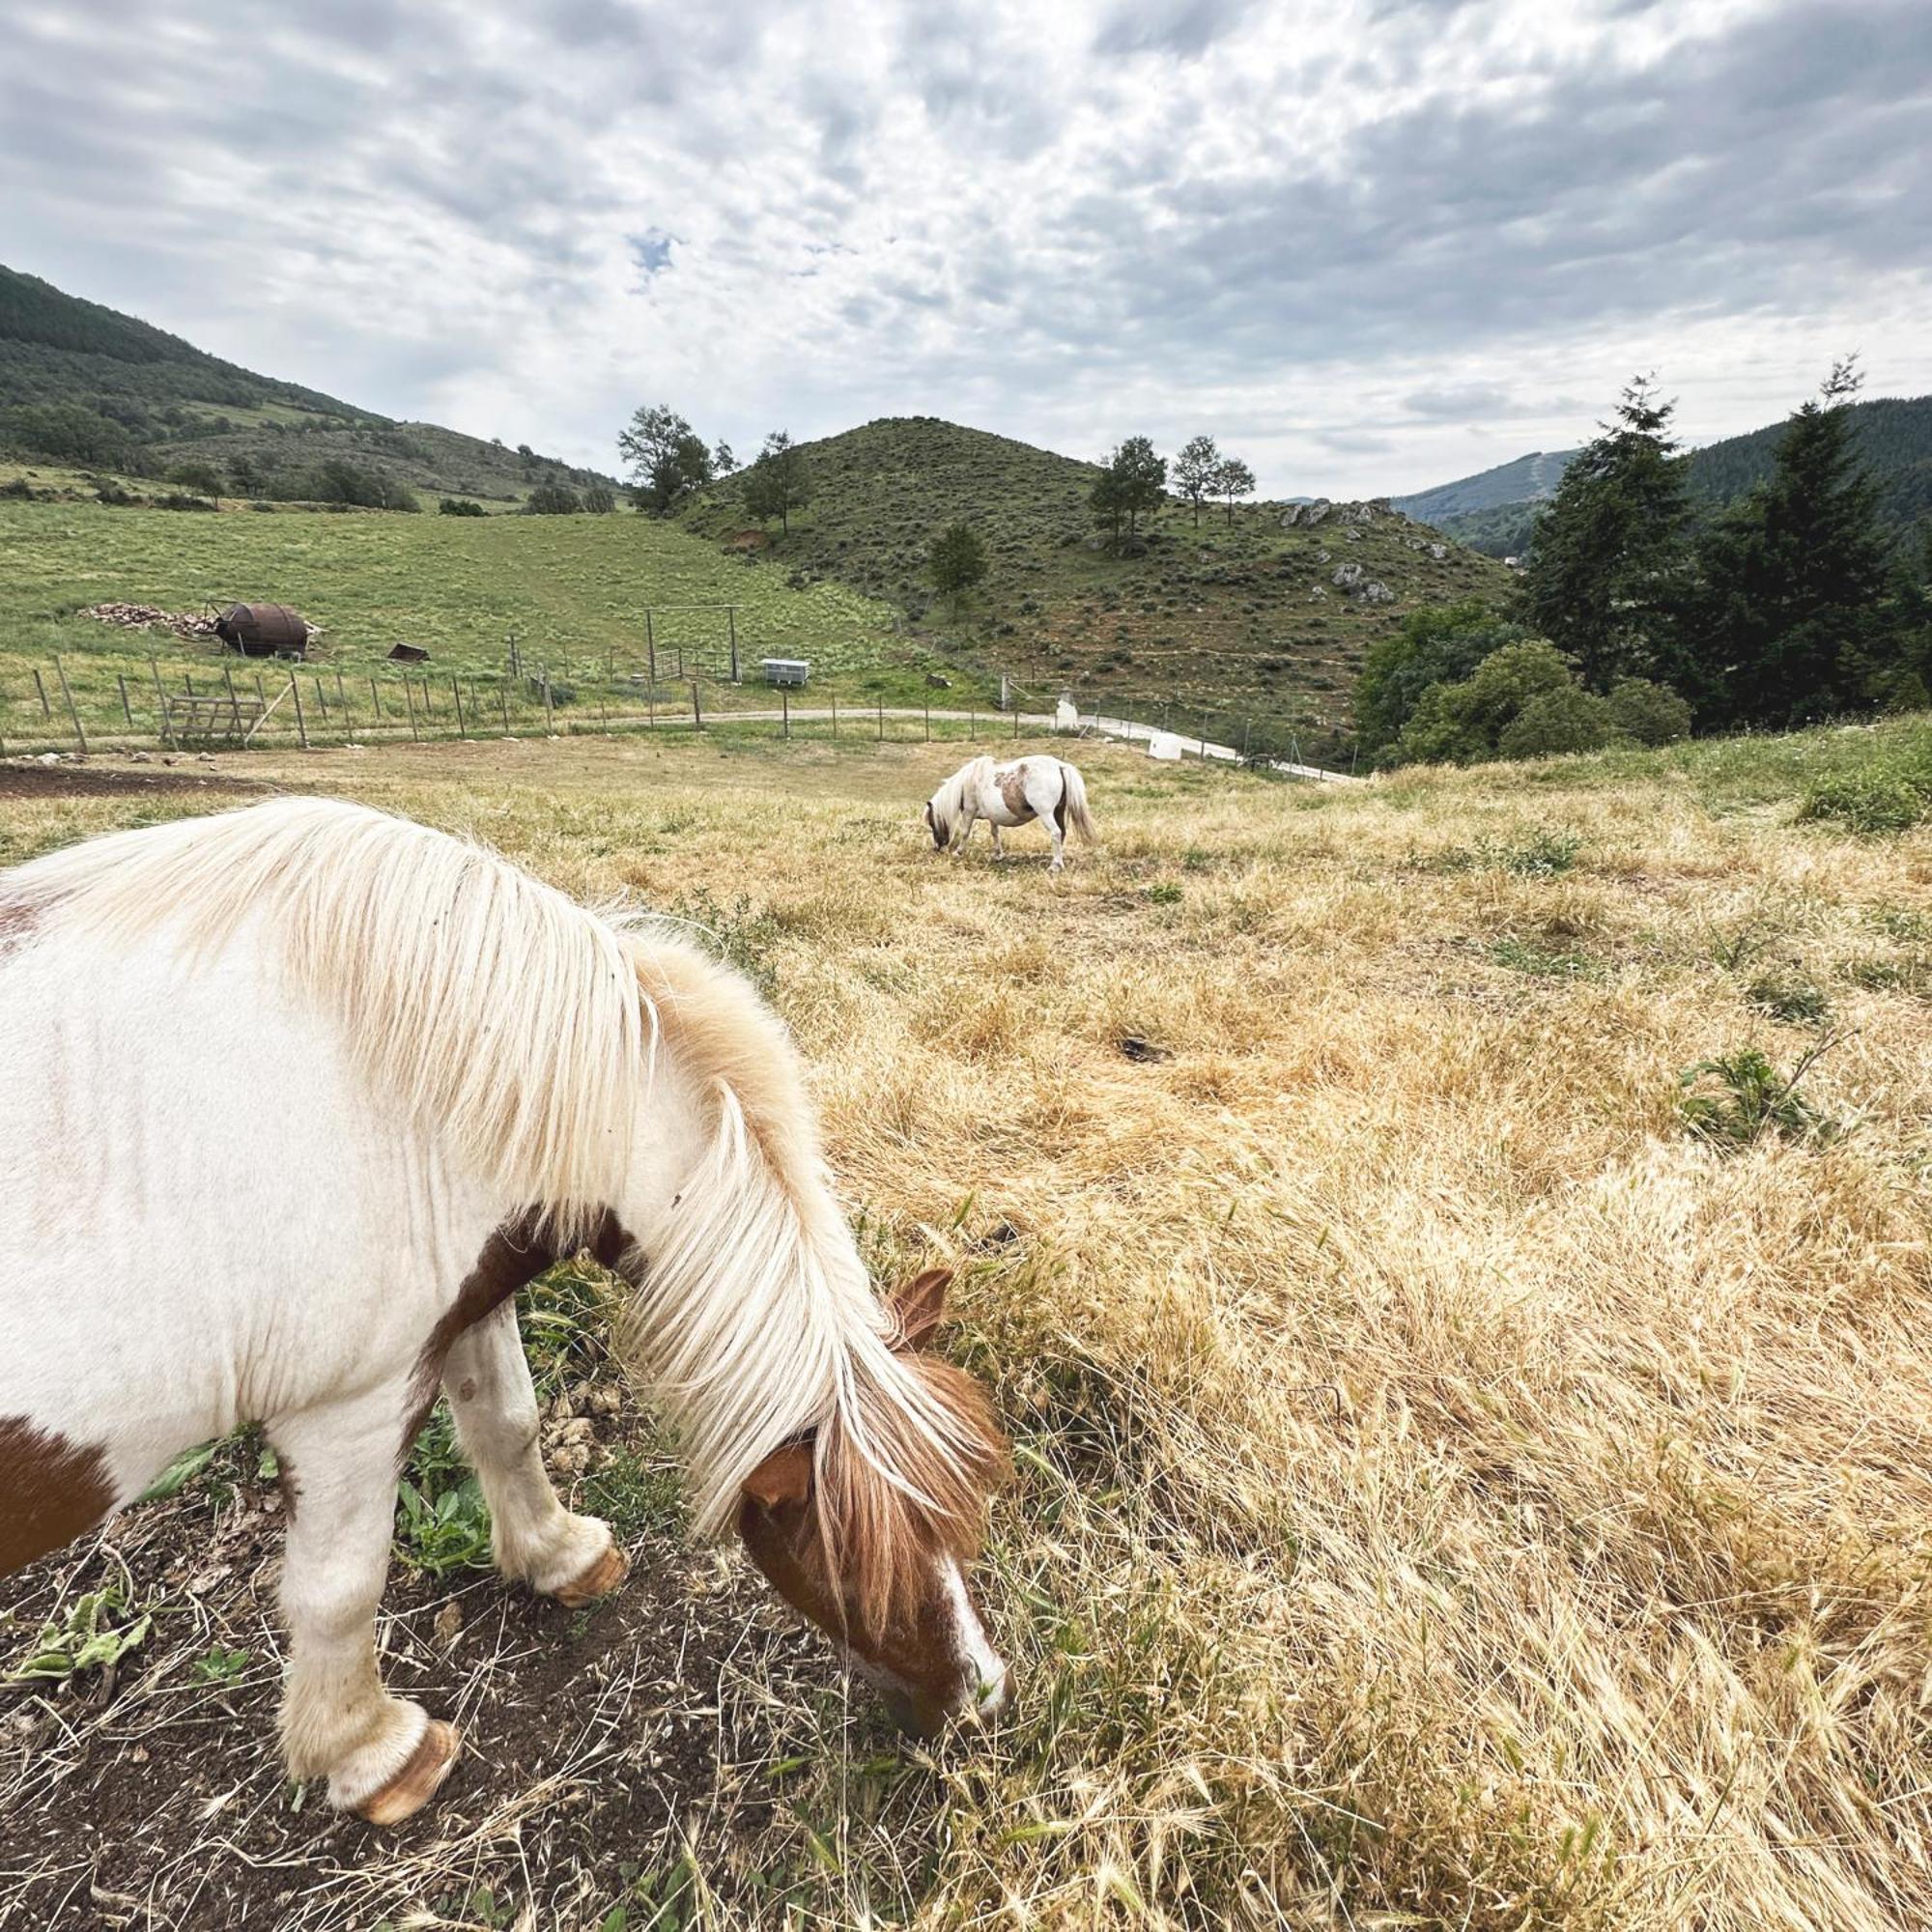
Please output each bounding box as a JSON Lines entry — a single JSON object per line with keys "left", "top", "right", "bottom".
{"left": 165, "top": 459, "right": 225, "bottom": 497}
{"left": 1394, "top": 639, "right": 1585, "bottom": 765}
{"left": 1799, "top": 764, "right": 1932, "bottom": 834}
{"left": 1607, "top": 676, "right": 1692, "bottom": 746}
{"left": 1497, "top": 683, "right": 1617, "bottom": 758}
{"left": 524, "top": 482, "right": 582, "bottom": 515}
{"left": 439, "top": 497, "right": 487, "bottom": 516}
{"left": 582, "top": 483, "right": 616, "bottom": 513}
{"left": 1355, "top": 601, "right": 1530, "bottom": 758}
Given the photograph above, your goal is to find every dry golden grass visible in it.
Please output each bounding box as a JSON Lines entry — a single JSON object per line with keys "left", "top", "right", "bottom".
{"left": 6, "top": 722, "right": 1932, "bottom": 1929}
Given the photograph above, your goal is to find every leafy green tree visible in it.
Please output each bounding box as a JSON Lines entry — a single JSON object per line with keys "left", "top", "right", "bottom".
{"left": 165, "top": 459, "right": 224, "bottom": 497}
{"left": 1354, "top": 600, "right": 1529, "bottom": 758}
{"left": 930, "top": 522, "right": 988, "bottom": 603}
{"left": 617, "top": 403, "right": 714, "bottom": 513}
{"left": 742, "top": 430, "right": 812, "bottom": 532}
{"left": 1174, "top": 434, "right": 1220, "bottom": 527}
{"left": 1682, "top": 359, "right": 1900, "bottom": 726}
{"left": 1089, "top": 467, "right": 1125, "bottom": 544}
{"left": 712, "top": 440, "right": 736, "bottom": 476}
{"left": 1497, "top": 683, "right": 1617, "bottom": 758}
{"left": 1518, "top": 376, "right": 1690, "bottom": 689}
{"left": 1107, "top": 436, "right": 1167, "bottom": 538}
{"left": 1394, "top": 639, "right": 1599, "bottom": 765}
{"left": 1606, "top": 676, "right": 1691, "bottom": 745}
{"left": 1213, "top": 455, "right": 1255, "bottom": 527}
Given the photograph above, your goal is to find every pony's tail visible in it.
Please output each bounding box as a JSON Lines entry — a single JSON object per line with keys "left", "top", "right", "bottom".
{"left": 1057, "top": 763, "right": 1098, "bottom": 844}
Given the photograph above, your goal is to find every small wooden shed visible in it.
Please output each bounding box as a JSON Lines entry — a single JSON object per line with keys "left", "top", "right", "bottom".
{"left": 215, "top": 603, "right": 310, "bottom": 660}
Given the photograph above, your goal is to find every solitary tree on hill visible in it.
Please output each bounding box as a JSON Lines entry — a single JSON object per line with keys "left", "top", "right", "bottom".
{"left": 1091, "top": 437, "right": 1167, "bottom": 548}
{"left": 617, "top": 403, "right": 715, "bottom": 514}
{"left": 1212, "top": 454, "right": 1256, "bottom": 527}
{"left": 742, "top": 430, "right": 813, "bottom": 533}
{"left": 1174, "top": 434, "right": 1220, "bottom": 527}
{"left": 929, "top": 523, "right": 988, "bottom": 604}
{"left": 1517, "top": 375, "right": 1690, "bottom": 690}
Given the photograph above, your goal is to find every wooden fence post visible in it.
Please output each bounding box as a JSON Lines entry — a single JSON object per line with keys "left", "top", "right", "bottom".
{"left": 877, "top": 698, "right": 884, "bottom": 742}
{"left": 53, "top": 657, "right": 87, "bottom": 753}
{"left": 542, "top": 670, "right": 555, "bottom": 734}
{"left": 118, "top": 673, "right": 133, "bottom": 726}
{"left": 691, "top": 680, "right": 702, "bottom": 730}
{"left": 150, "top": 657, "right": 177, "bottom": 751}
{"left": 923, "top": 698, "right": 930, "bottom": 741}
{"left": 832, "top": 693, "right": 838, "bottom": 740}
{"left": 452, "top": 676, "right": 468, "bottom": 738}
{"left": 222, "top": 664, "right": 241, "bottom": 738}
{"left": 498, "top": 680, "right": 510, "bottom": 733}
{"left": 369, "top": 676, "right": 383, "bottom": 721}
{"left": 781, "top": 687, "right": 789, "bottom": 740}
{"left": 646, "top": 611, "right": 656, "bottom": 683}
{"left": 290, "top": 673, "right": 309, "bottom": 750}
{"left": 33, "top": 667, "right": 51, "bottom": 719}
{"left": 728, "top": 607, "right": 739, "bottom": 683}
{"left": 403, "top": 676, "right": 420, "bottom": 743}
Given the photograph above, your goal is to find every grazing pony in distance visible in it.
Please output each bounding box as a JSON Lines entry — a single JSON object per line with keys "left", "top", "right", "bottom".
{"left": 0, "top": 800, "right": 1008, "bottom": 1824}
{"left": 924, "top": 754, "right": 1096, "bottom": 872}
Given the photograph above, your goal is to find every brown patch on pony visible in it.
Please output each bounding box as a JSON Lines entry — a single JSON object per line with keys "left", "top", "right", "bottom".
{"left": 996, "top": 769, "right": 1034, "bottom": 820}
{"left": 400, "top": 1208, "right": 635, "bottom": 1467}
{"left": 0, "top": 895, "right": 41, "bottom": 960}
{"left": 0, "top": 1416, "right": 115, "bottom": 1577}
{"left": 736, "top": 1272, "right": 1009, "bottom": 1730}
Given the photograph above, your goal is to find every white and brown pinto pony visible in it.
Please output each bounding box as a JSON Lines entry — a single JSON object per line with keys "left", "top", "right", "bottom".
{"left": 924, "top": 754, "right": 1096, "bottom": 872}
{"left": 0, "top": 800, "right": 1008, "bottom": 1824}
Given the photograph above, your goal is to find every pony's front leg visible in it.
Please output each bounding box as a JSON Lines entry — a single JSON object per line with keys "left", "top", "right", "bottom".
{"left": 443, "top": 1302, "right": 625, "bottom": 1607}
{"left": 990, "top": 824, "right": 1006, "bottom": 861}
{"left": 951, "top": 813, "right": 976, "bottom": 857}
{"left": 270, "top": 1384, "right": 459, "bottom": 1823}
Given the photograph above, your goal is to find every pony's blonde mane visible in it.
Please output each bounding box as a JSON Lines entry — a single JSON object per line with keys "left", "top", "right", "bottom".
{"left": 927, "top": 756, "right": 993, "bottom": 846}
{"left": 14, "top": 798, "right": 997, "bottom": 1574}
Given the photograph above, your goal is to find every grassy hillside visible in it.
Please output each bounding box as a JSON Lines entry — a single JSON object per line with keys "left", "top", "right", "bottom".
{"left": 685, "top": 416, "right": 1511, "bottom": 754}
{"left": 1426, "top": 394, "right": 1932, "bottom": 558}
{"left": 0, "top": 264, "right": 612, "bottom": 506}
{"left": 0, "top": 496, "right": 985, "bottom": 743}
{"left": 4, "top": 715, "right": 1931, "bottom": 1927}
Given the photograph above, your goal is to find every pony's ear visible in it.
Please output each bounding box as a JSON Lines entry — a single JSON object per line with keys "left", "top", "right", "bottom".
{"left": 743, "top": 1439, "right": 813, "bottom": 1510}
{"left": 893, "top": 1267, "right": 952, "bottom": 1350}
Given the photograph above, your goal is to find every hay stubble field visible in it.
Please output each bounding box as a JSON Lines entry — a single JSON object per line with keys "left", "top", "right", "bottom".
{"left": 3, "top": 721, "right": 1931, "bottom": 1929}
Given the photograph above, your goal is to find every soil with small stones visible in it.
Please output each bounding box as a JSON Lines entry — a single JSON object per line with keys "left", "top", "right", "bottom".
{"left": 0, "top": 1393, "right": 925, "bottom": 1930}
{"left": 0, "top": 762, "right": 268, "bottom": 802}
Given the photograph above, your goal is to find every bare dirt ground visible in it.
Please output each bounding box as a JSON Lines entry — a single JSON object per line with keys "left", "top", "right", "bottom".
{"left": 0, "top": 758, "right": 266, "bottom": 803}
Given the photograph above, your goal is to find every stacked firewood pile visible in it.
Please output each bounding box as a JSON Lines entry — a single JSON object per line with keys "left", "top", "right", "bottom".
{"left": 81, "top": 603, "right": 218, "bottom": 640}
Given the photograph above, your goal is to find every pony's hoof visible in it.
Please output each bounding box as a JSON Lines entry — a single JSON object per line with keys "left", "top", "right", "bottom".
{"left": 358, "top": 1720, "right": 459, "bottom": 1827}
{"left": 554, "top": 1544, "right": 629, "bottom": 1609}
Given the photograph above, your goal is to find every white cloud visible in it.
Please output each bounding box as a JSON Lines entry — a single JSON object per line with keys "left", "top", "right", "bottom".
{"left": 1, "top": 0, "right": 1927, "bottom": 496}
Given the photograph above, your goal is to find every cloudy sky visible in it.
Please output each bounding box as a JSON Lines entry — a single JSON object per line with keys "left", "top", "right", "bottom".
{"left": 3, "top": 0, "right": 1928, "bottom": 497}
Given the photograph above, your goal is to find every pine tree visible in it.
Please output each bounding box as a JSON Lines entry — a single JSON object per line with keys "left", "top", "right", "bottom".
{"left": 1518, "top": 376, "right": 1690, "bottom": 690}
{"left": 1684, "top": 359, "right": 1897, "bottom": 725}
{"left": 742, "top": 430, "right": 812, "bottom": 533}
